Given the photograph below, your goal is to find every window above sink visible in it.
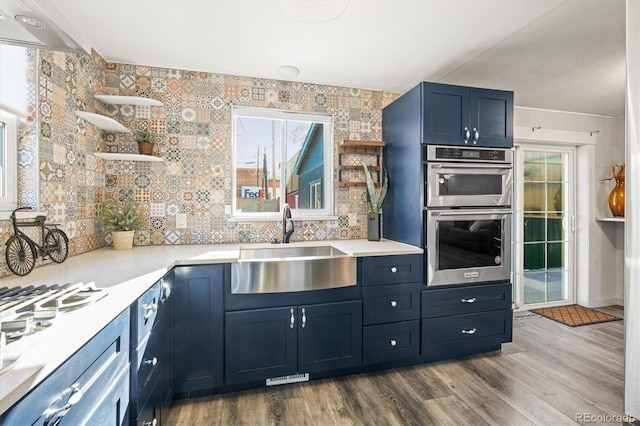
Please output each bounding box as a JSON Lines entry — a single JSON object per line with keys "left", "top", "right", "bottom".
{"left": 231, "top": 107, "right": 334, "bottom": 220}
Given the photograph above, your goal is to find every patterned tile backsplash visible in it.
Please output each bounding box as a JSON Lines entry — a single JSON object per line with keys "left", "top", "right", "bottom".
{"left": 0, "top": 48, "right": 399, "bottom": 277}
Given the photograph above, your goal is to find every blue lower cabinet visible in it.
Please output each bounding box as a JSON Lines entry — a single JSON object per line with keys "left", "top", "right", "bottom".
{"left": 363, "top": 283, "right": 421, "bottom": 325}
{"left": 421, "top": 309, "right": 513, "bottom": 361}
{"left": 0, "top": 310, "right": 130, "bottom": 426}
{"left": 363, "top": 321, "right": 420, "bottom": 365}
{"left": 421, "top": 282, "right": 512, "bottom": 318}
{"left": 225, "top": 301, "right": 362, "bottom": 386}
{"left": 225, "top": 306, "right": 298, "bottom": 385}
{"left": 298, "top": 301, "right": 362, "bottom": 373}
{"left": 173, "top": 265, "right": 225, "bottom": 394}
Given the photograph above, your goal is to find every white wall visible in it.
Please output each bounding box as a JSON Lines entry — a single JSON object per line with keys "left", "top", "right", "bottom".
{"left": 624, "top": 0, "right": 639, "bottom": 419}
{"left": 514, "top": 107, "right": 624, "bottom": 307}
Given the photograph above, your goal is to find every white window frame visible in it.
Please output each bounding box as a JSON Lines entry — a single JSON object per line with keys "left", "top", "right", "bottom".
{"left": 309, "top": 180, "right": 322, "bottom": 209}
{"left": 231, "top": 107, "right": 334, "bottom": 220}
{"left": 0, "top": 110, "right": 18, "bottom": 219}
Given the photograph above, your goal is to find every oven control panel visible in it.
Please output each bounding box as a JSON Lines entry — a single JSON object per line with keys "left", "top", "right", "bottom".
{"left": 429, "top": 146, "right": 511, "bottom": 163}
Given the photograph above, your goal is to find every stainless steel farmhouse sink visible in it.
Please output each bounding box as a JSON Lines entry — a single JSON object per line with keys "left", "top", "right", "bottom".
{"left": 231, "top": 245, "right": 356, "bottom": 294}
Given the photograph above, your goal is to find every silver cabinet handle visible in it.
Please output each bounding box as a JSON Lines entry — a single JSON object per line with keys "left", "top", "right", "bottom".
{"left": 144, "top": 357, "right": 158, "bottom": 366}
{"left": 390, "top": 300, "right": 397, "bottom": 307}
{"left": 143, "top": 302, "right": 157, "bottom": 321}
{"left": 161, "top": 281, "right": 171, "bottom": 302}
{"left": 461, "top": 297, "right": 477, "bottom": 303}
{"left": 390, "top": 266, "right": 397, "bottom": 273}
{"left": 290, "top": 308, "right": 295, "bottom": 328}
{"left": 463, "top": 126, "right": 470, "bottom": 143}
{"left": 43, "top": 384, "right": 83, "bottom": 426}
{"left": 143, "top": 419, "right": 158, "bottom": 426}
{"left": 472, "top": 128, "right": 479, "bottom": 144}
{"left": 390, "top": 339, "right": 397, "bottom": 347}
{"left": 301, "top": 308, "right": 307, "bottom": 328}
{"left": 462, "top": 328, "right": 477, "bottom": 335}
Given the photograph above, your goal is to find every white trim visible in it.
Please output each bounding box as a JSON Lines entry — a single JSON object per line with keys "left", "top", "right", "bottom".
{"left": 0, "top": 103, "right": 29, "bottom": 119}
{"left": 0, "top": 110, "right": 18, "bottom": 218}
{"left": 515, "top": 105, "right": 622, "bottom": 120}
{"left": 514, "top": 126, "right": 596, "bottom": 145}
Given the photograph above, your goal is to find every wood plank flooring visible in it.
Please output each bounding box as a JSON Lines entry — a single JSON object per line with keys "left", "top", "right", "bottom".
{"left": 165, "top": 306, "right": 625, "bottom": 426}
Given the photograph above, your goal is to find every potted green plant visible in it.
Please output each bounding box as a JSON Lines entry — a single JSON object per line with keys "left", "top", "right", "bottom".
{"left": 102, "top": 201, "right": 144, "bottom": 249}
{"left": 361, "top": 160, "right": 388, "bottom": 241}
{"left": 133, "top": 130, "right": 156, "bottom": 155}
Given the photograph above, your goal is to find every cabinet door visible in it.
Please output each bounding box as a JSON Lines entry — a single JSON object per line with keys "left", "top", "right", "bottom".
{"left": 173, "top": 265, "right": 225, "bottom": 394}
{"left": 298, "top": 301, "right": 362, "bottom": 373}
{"left": 225, "top": 307, "right": 298, "bottom": 385}
{"left": 470, "top": 88, "right": 513, "bottom": 147}
{"left": 423, "top": 83, "right": 470, "bottom": 146}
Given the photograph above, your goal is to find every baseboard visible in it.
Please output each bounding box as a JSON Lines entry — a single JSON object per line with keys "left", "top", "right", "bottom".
{"left": 586, "top": 298, "right": 624, "bottom": 308}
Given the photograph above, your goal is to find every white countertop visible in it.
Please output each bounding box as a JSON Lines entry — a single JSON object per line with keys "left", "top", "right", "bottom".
{"left": 0, "top": 239, "right": 421, "bottom": 415}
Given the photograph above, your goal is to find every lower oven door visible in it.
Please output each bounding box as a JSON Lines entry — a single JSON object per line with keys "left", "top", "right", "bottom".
{"left": 427, "top": 208, "right": 511, "bottom": 287}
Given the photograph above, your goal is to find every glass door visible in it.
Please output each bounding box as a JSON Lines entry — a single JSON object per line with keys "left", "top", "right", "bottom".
{"left": 514, "top": 146, "right": 575, "bottom": 309}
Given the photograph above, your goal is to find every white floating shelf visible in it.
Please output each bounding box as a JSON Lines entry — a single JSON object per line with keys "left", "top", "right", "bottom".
{"left": 94, "top": 95, "right": 164, "bottom": 106}
{"left": 75, "top": 111, "right": 130, "bottom": 133}
{"left": 596, "top": 217, "right": 625, "bottom": 223}
{"left": 94, "top": 153, "right": 163, "bottom": 162}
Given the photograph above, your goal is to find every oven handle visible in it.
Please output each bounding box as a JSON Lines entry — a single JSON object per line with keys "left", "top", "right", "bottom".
{"left": 429, "top": 163, "right": 512, "bottom": 169}
{"left": 430, "top": 209, "right": 512, "bottom": 216}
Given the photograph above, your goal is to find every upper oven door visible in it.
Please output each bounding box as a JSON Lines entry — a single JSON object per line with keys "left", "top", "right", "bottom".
{"left": 426, "top": 162, "right": 512, "bottom": 208}
{"left": 427, "top": 208, "right": 512, "bottom": 287}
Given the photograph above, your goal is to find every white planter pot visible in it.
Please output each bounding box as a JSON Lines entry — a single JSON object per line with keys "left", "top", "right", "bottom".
{"left": 112, "top": 231, "right": 134, "bottom": 250}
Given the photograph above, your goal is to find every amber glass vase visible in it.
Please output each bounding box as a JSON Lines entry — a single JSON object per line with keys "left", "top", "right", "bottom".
{"left": 607, "top": 165, "right": 625, "bottom": 217}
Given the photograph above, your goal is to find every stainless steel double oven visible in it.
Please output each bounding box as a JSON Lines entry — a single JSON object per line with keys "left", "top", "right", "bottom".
{"left": 425, "top": 145, "right": 513, "bottom": 287}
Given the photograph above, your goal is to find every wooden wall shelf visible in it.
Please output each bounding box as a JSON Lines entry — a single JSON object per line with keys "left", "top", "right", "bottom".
{"left": 338, "top": 140, "right": 384, "bottom": 188}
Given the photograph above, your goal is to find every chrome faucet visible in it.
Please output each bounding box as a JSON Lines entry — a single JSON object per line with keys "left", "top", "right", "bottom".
{"left": 282, "top": 203, "right": 294, "bottom": 243}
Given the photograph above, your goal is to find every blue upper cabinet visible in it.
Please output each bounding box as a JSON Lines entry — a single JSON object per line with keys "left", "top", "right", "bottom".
{"left": 422, "top": 82, "right": 513, "bottom": 148}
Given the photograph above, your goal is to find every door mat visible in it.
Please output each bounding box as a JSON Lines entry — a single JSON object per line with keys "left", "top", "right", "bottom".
{"left": 530, "top": 304, "right": 622, "bottom": 327}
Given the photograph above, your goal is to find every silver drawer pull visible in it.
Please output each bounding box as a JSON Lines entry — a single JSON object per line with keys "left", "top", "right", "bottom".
{"left": 290, "top": 308, "right": 295, "bottom": 328}
{"left": 462, "top": 328, "right": 477, "bottom": 335}
{"left": 390, "top": 300, "right": 397, "bottom": 307}
{"left": 143, "top": 419, "right": 158, "bottom": 426}
{"left": 301, "top": 308, "right": 307, "bottom": 328}
{"left": 144, "top": 357, "right": 158, "bottom": 366}
{"left": 390, "top": 266, "right": 397, "bottom": 273}
{"left": 143, "top": 302, "right": 158, "bottom": 320}
{"left": 43, "top": 384, "right": 83, "bottom": 426}
{"left": 390, "top": 339, "right": 397, "bottom": 347}
{"left": 461, "top": 297, "right": 477, "bottom": 304}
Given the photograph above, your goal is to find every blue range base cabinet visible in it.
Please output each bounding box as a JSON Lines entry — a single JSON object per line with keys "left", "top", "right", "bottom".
{"left": 130, "top": 271, "right": 175, "bottom": 426}
{"left": 1, "top": 310, "right": 130, "bottom": 426}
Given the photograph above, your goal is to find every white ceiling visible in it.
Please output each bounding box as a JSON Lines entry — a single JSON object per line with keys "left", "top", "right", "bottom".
{"left": 47, "top": 0, "right": 626, "bottom": 117}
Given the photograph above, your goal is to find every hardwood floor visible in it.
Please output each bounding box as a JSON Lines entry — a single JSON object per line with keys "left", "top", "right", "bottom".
{"left": 165, "top": 306, "right": 625, "bottom": 426}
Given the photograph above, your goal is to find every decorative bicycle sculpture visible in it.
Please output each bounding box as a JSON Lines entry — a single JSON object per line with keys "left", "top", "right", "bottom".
{"left": 5, "top": 207, "right": 69, "bottom": 276}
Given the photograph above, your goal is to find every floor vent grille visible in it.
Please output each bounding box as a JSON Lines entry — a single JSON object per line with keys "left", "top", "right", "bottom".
{"left": 266, "top": 373, "right": 309, "bottom": 386}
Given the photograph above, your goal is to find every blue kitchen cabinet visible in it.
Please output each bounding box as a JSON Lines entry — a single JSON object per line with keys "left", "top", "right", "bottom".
{"left": 225, "top": 300, "right": 362, "bottom": 385}
{"left": 360, "top": 254, "right": 423, "bottom": 366}
{"left": 130, "top": 271, "right": 175, "bottom": 426}
{"left": 423, "top": 82, "right": 513, "bottom": 147}
{"left": 173, "top": 264, "right": 226, "bottom": 395}
{"left": 421, "top": 282, "right": 513, "bottom": 361}
{"left": 0, "top": 310, "right": 130, "bottom": 426}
